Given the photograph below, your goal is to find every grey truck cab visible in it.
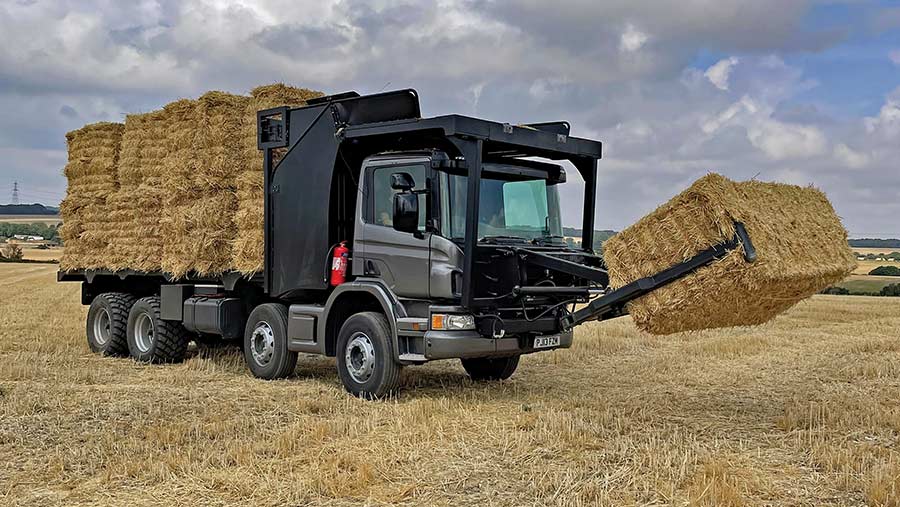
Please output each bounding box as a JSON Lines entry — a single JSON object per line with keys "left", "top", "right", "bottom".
{"left": 63, "top": 89, "right": 754, "bottom": 398}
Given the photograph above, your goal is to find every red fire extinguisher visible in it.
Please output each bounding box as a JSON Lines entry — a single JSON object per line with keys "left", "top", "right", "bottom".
{"left": 330, "top": 241, "right": 350, "bottom": 286}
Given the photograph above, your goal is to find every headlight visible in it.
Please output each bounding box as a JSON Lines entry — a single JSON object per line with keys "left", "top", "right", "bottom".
{"left": 431, "top": 313, "right": 475, "bottom": 330}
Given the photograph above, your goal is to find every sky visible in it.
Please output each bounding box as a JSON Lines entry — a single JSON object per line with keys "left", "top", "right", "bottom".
{"left": 1, "top": 0, "right": 899, "bottom": 237}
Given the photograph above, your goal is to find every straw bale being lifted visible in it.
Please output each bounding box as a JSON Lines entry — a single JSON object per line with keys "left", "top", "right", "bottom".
{"left": 59, "top": 122, "right": 124, "bottom": 271}
{"left": 602, "top": 173, "right": 856, "bottom": 335}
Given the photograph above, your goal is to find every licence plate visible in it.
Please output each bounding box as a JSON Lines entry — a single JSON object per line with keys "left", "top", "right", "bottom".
{"left": 533, "top": 335, "right": 561, "bottom": 349}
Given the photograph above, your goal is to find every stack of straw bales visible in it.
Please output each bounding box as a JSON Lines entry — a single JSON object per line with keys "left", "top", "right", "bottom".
{"left": 602, "top": 173, "right": 857, "bottom": 335}
{"left": 59, "top": 122, "right": 124, "bottom": 271}
{"left": 160, "top": 92, "right": 248, "bottom": 278}
{"left": 232, "top": 84, "right": 323, "bottom": 274}
{"left": 106, "top": 110, "right": 168, "bottom": 272}
{"left": 60, "top": 83, "right": 322, "bottom": 277}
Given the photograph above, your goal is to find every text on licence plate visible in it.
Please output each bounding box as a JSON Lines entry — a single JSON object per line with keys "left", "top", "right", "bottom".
{"left": 533, "top": 335, "right": 561, "bottom": 349}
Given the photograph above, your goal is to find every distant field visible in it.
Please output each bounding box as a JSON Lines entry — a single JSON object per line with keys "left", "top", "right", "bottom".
{"left": 853, "top": 259, "right": 900, "bottom": 275}
{"left": 2, "top": 263, "right": 900, "bottom": 505}
{"left": 836, "top": 274, "right": 897, "bottom": 293}
{"left": 18, "top": 246, "right": 63, "bottom": 262}
{"left": 852, "top": 247, "right": 900, "bottom": 256}
{"left": 0, "top": 214, "right": 62, "bottom": 225}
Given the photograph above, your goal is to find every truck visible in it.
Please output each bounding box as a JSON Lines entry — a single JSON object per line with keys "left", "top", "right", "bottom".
{"left": 60, "top": 89, "right": 755, "bottom": 398}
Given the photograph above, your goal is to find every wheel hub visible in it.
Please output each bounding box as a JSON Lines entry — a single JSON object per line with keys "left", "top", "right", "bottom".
{"left": 94, "top": 309, "right": 111, "bottom": 346}
{"left": 251, "top": 322, "right": 276, "bottom": 366}
{"left": 345, "top": 332, "right": 376, "bottom": 383}
{"left": 133, "top": 312, "right": 154, "bottom": 353}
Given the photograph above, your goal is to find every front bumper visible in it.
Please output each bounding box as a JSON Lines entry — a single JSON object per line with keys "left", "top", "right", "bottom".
{"left": 423, "top": 329, "right": 573, "bottom": 360}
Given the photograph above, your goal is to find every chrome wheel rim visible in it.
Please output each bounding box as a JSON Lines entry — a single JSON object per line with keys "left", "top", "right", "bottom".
{"left": 251, "top": 322, "right": 275, "bottom": 366}
{"left": 94, "top": 309, "right": 111, "bottom": 346}
{"left": 133, "top": 312, "right": 154, "bottom": 353}
{"left": 345, "top": 332, "right": 376, "bottom": 383}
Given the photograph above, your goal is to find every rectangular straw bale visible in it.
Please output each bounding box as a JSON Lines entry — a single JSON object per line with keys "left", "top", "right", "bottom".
{"left": 163, "top": 194, "right": 237, "bottom": 277}
{"left": 602, "top": 173, "right": 856, "bottom": 335}
{"left": 231, "top": 84, "right": 323, "bottom": 274}
{"left": 59, "top": 122, "right": 124, "bottom": 271}
{"left": 159, "top": 99, "right": 200, "bottom": 277}
{"left": 105, "top": 185, "right": 167, "bottom": 272}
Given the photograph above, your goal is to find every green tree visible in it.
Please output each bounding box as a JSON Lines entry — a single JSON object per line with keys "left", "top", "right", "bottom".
{"left": 869, "top": 266, "right": 900, "bottom": 276}
{"left": 880, "top": 283, "right": 900, "bottom": 297}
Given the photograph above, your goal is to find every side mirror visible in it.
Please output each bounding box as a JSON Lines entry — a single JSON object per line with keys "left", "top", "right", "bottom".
{"left": 393, "top": 192, "right": 419, "bottom": 233}
{"left": 390, "top": 172, "right": 415, "bottom": 191}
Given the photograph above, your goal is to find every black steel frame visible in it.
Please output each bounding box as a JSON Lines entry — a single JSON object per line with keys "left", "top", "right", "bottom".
{"left": 257, "top": 89, "right": 603, "bottom": 304}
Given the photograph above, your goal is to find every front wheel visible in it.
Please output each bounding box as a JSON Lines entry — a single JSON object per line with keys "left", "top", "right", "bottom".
{"left": 336, "top": 312, "right": 401, "bottom": 399}
{"left": 461, "top": 355, "right": 520, "bottom": 381}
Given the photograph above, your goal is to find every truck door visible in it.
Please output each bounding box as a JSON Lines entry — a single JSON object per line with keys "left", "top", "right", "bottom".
{"left": 356, "top": 160, "right": 431, "bottom": 298}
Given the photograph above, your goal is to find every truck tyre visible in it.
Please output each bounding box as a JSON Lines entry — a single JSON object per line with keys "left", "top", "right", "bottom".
{"left": 461, "top": 355, "right": 520, "bottom": 381}
{"left": 126, "top": 296, "right": 191, "bottom": 363}
{"left": 243, "top": 303, "right": 297, "bottom": 380}
{"left": 86, "top": 292, "right": 136, "bottom": 356}
{"left": 336, "top": 312, "right": 401, "bottom": 399}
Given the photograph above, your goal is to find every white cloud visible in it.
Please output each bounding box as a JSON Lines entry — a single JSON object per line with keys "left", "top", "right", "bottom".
{"left": 698, "top": 90, "right": 827, "bottom": 161}
{"left": 468, "top": 82, "right": 485, "bottom": 113}
{"left": 619, "top": 24, "right": 649, "bottom": 52}
{"left": 864, "top": 87, "right": 900, "bottom": 135}
{"left": 528, "top": 77, "right": 572, "bottom": 102}
{"left": 833, "top": 143, "right": 871, "bottom": 169}
{"left": 704, "top": 57, "right": 739, "bottom": 90}
{"left": 890, "top": 49, "right": 900, "bottom": 66}
{"left": 701, "top": 95, "right": 757, "bottom": 134}
{"left": 747, "top": 120, "right": 828, "bottom": 160}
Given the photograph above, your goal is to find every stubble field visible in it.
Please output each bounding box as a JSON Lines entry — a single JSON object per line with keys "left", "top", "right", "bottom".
{"left": 1, "top": 262, "right": 899, "bottom": 506}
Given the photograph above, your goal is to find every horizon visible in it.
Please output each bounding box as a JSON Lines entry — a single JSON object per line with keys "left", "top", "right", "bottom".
{"left": 1, "top": 202, "right": 899, "bottom": 242}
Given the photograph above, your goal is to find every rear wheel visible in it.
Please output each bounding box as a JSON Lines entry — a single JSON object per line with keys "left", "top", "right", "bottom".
{"left": 243, "top": 303, "right": 297, "bottom": 380}
{"left": 336, "top": 312, "right": 401, "bottom": 399}
{"left": 461, "top": 355, "right": 520, "bottom": 381}
{"left": 86, "top": 292, "right": 135, "bottom": 356}
{"left": 126, "top": 296, "right": 191, "bottom": 363}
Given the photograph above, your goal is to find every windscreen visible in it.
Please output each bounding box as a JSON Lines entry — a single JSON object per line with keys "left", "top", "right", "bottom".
{"left": 439, "top": 166, "right": 563, "bottom": 243}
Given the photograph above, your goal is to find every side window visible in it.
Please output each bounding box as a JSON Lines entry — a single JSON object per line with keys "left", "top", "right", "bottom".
{"left": 371, "top": 164, "right": 427, "bottom": 229}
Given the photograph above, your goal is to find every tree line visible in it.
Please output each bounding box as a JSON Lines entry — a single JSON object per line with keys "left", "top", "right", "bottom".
{"left": 0, "top": 222, "right": 60, "bottom": 243}
{"left": 849, "top": 238, "right": 900, "bottom": 248}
